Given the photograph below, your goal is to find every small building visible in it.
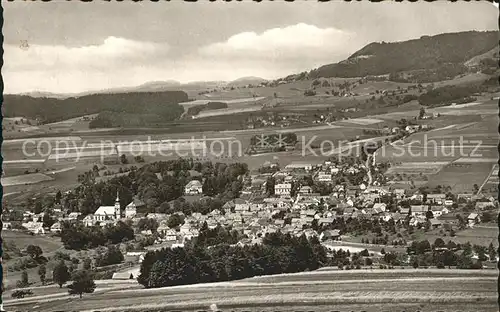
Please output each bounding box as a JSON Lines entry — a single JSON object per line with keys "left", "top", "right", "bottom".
{"left": 184, "top": 180, "right": 203, "bottom": 195}
{"left": 125, "top": 197, "right": 146, "bottom": 219}
{"left": 426, "top": 194, "right": 446, "bottom": 205}
{"left": 234, "top": 199, "right": 250, "bottom": 212}
{"left": 275, "top": 183, "right": 292, "bottom": 196}
{"left": 50, "top": 222, "right": 62, "bottom": 234}
{"left": 410, "top": 205, "right": 429, "bottom": 217}
{"left": 320, "top": 229, "right": 340, "bottom": 241}
{"left": 430, "top": 219, "right": 442, "bottom": 229}
{"left": 467, "top": 213, "right": 480, "bottom": 227}
{"left": 285, "top": 162, "right": 314, "bottom": 171}
{"left": 298, "top": 186, "right": 313, "bottom": 194}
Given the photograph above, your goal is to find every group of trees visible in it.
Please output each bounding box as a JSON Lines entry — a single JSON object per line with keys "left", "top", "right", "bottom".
{"left": 418, "top": 84, "right": 480, "bottom": 107}
{"left": 138, "top": 231, "right": 327, "bottom": 288}
{"left": 186, "top": 101, "right": 228, "bottom": 116}
{"left": 63, "top": 159, "right": 249, "bottom": 217}
{"left": 60, "top": 221, "right": 134, "bottom": 250}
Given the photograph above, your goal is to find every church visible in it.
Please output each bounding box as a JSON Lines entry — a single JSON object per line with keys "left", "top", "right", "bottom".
{"left": 83, "top": 192, "right": 122, "bottom": 227}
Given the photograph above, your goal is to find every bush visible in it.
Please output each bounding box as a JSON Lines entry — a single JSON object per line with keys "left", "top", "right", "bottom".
{"left": 11, "top": 289, "right": 33, "bottom": 299}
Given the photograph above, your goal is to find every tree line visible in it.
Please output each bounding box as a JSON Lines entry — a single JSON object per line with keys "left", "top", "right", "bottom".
{"left": 138, "top": 231, "right": 327, "bottom": 288}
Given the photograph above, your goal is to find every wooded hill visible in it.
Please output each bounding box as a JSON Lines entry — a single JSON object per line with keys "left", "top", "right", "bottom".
{"left": 309, "top": 31, "right": 498, "bottom": 79}
{"left": 3, "top": 91, "right": 188, "bottom": 124}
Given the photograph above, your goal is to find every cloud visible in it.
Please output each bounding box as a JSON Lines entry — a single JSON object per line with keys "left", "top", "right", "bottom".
{"left": 3, "top": 36, "right": 169, "bottom": 72}
{"left": 199, "top": 23, "right": 358, "bottom": 62}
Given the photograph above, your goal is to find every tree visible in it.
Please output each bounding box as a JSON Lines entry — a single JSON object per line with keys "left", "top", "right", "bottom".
{"left": 38, "top": 264, "right": 47, "bottom": 285}
{"left": 26, "top": 245, "right": 43, "bottom": 259}
{"left": 167, "top": 213, "right": 184, "bottom": 229}
{"left": 55, "top": 190, "right": 62, "bottom": 204}
{"left": 120, "top": 154, "right": 128, "bottom": 165}
{"left": 419, "top": 107, "right": 425, "bottom": 119}
{"left": 83, "top": 258, "right": 92, "bottom": 271}
{"left": 433, "top": 238, "right": 445, "bottom": 249}
{"left": 487, "top": 243, "right": 497, "bottom": 262}
{"left": 68, "top": 270, "right": 96, "bottom": 298}
{"left": 380, "top": 248, "right": 386, "bottom": 255}
{"left": 96, "top": 245, "right": 124, "bottom": 267}
{"left": 53, "top": 260, "right": 70, "bottom": 288}
{"left": 472, "top": 184, "right": 479, "bottom": 194}
{"left": 17, "top": 270, "right": 29, "bottom": 288}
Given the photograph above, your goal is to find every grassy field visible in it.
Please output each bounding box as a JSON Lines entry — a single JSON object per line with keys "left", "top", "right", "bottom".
{"left": 426, "top": 162, "right": 493, "bottom": 193}
{"left": 5, "top": 269, "right": 497, "bottom": 312}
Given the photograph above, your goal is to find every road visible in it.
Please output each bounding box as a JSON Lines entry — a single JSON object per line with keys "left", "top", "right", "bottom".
{"left": 5, "top": 269, "right": 497, "bottom": 312}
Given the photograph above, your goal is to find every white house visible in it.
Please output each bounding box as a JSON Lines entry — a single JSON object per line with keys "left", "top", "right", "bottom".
{"left": 275, "top": 183, "right": 292, "bottom": 196}
{"left": 317, "top": 172, "right": 332, "bottom": 183}
{"left": 285, "top": 162, "right": 313, "bottom": 171}
{"left": 125, "top": 197, "right": 146, "bottom": 218}
{"left": 22, "top": 221, "right": 45, "bottom": 234}
{"left": 234, "top": 199, "right": 250, "bottom": 212}
{"left": 50, "top": 222, "right": 62, "bottom": 233}
{"left": 184, "top": 180, "right": 203, "bottom": 195}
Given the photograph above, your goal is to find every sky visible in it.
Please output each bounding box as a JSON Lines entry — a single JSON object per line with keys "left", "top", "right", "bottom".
{"left": 3, "top": 1, "right": 498, "bottom": 94}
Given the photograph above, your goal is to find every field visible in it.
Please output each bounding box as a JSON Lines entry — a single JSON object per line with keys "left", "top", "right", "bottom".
{"left": 414, "top": 225, "right": 499, "bottom": 248}
{"left": 426, "top": 162, "right": 494, "bottom": 193}
{"left": 5, "top": 269, "right": 497, "bottom": 312}
{"left": 1, "top": 173, "right": 54, "bottom": 187}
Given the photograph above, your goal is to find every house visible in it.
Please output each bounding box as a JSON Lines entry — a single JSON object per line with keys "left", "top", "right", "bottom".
{"left": 275, "top": 183, "right": 292, "bottom": 196}
{"left": 426, "top": 194, "right": 446, "bottom": 205}
{"left": 320, "top": 229, "right": 340, "bottom": 241}
{"left": 476, "top": 201, "right": 494, "bottom": 210}
{"left": 430, "top": 219, "right": 442, "bottom": 229}
{"left": 2, "top": 222, "right": 12, "bottom": 230}
{"left": 444, "top": 200, "right": 454, "bottom": 207}
{"left": 467, "top": 213, "right": 480, "bottom": 227}
{"left": 125, "top": 197, "right": 146, "bottom": 218}
{"left": 373, "top": 203, "right": 387, "bottom": 212}
{"left": 410, "top": 205, "right": 429, "bottom": 217}
{"left": 22, "top": 221, "right": 45, "bottom": 234}
{"left": 394, "top": 189, "right": 406, "bottom": 200}
{"left": 164, "top": 229, "right": 178, "bottom": 242}
{"left": 318, "top": 218, "right": 334, "bottom": 226}
{"left": 285, "top": 162, "right": 313, "bottom": 171}
{"left": 66, "top": 212, "right": 81, "bottom": 221}
{"left": 316, "top": 172, "right": 332, "bottom": 183}
{"left": 298, "top": 186, "right": 313, "bottom": 194}
{"left": 431, "top": 206, "right": 449, "bottom": 217}
{"left": 234, "top": 199, "right": 250, "bottom": 212}
{"left": 184, "top": 180, "right": 203, "bottom": 195}
{"left": 405, "top": 125, "right": 419, "bottom": 133}
{"left": 50, "top": 222, "right": 62, "bottom": 234}
{"left": 112, "top": 272, "right": 136, "bottom": 280}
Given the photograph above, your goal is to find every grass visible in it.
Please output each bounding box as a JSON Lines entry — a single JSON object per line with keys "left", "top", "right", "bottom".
{"left": 6, "top": 269, "right": 496, "bottom": 312}
{"left": 426, "top": 162, "right": 493, "bottom": 193}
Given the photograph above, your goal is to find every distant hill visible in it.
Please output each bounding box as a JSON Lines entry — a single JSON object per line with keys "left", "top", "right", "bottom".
{"left": 4, "top": 91, "right": 188, "bottom": 124}
{"left": 227, "top": 77, "right": 267, "bottom": 87}
{"left": 309, "top": 31, "right": 498, "bottom": 79}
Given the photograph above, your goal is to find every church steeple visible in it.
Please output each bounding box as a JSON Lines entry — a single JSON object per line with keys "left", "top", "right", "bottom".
{"left": 115, "top": 190, "right": 121, "bottom": 219}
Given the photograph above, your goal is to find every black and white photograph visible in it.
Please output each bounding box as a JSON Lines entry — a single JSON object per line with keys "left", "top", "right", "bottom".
{"left": 0, "top": 1, "right": 498, "bottom": 311}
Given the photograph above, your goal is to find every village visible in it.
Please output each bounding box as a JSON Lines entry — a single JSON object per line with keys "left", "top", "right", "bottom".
{"left": 7, "top": 154, "right": 497, "bottom": 272}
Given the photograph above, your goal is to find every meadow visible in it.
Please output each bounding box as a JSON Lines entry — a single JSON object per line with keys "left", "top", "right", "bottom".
{"left": 5, "top": 269, "right": 497, "bottom": 312}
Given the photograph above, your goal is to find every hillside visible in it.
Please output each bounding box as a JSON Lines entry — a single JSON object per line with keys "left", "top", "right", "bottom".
{"left": 309, "top": 31, "right": 498, "bottom": 79}
{"left": 227, "top": 76, "right": 267, "bottom": 87}
{"left": 4, "top": 91, "right": 188, "bottom": 124}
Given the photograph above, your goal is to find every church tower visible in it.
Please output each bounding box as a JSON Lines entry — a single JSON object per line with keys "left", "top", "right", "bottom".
{"left": 114, "top": 191, "right": 121, "bottom": 219}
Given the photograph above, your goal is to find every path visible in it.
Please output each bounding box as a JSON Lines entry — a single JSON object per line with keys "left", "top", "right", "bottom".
{"left": 478, "top": 163, "right": 497, "bottom": 195}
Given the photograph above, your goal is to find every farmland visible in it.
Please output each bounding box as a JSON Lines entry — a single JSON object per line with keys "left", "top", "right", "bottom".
{"left": 5, "top": 269, "right": 497, "bottom": 312}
